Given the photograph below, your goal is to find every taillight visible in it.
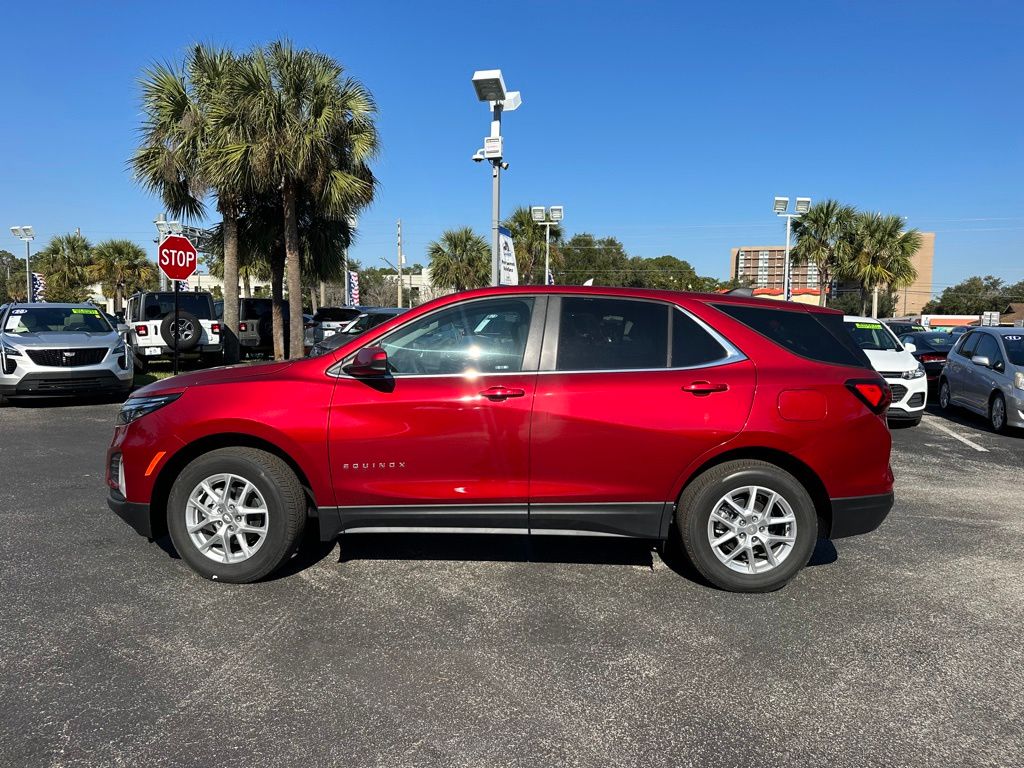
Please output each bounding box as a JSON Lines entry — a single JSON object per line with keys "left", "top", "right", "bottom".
{"left": 920, "top": 354, "right": 946, "bottom": 363}
{"left": 134, "top": 325, "right": 148, "bottom": 336}
{"left": 211, "top": 323, "right": 220, "bottom": 334}
{"left": 239, "top": 322, "right": 248, "bottom": 332}
{"left": 846, "top": 378, "right": 892, "bottom": 415}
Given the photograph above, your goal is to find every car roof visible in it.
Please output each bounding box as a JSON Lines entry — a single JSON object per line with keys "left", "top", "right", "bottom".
{"left": 444, "top": 285, "right": 844, "bottom": 315}
{"left": 6, "top": 302, "right": 102, "bottom": 309}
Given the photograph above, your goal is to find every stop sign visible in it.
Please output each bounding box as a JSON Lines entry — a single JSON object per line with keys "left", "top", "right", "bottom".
{"left": 157, "top": 235, "right": 198, "bottom": 282}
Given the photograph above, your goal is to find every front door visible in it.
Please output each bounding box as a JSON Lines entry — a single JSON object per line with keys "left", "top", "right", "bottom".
{"left": 528, "top": 296, "right": 755, "bottom": 538}
{"left": 327, "top": 295, "right": 543, "bottom": 532}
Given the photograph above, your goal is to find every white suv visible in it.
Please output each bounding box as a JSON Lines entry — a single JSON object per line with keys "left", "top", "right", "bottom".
{"left": 125, "top": 291, "right": 222, "bottom": 369}
{"left": 844, "top": 315, "right": 927, "bottom": 425}
{"left": 0, "top": 303, "right": 133, "bottom": 403}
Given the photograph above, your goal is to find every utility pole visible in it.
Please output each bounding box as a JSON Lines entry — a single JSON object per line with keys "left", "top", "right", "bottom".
{"left": 396, "top": 219, "right": 403, "bottom": 308}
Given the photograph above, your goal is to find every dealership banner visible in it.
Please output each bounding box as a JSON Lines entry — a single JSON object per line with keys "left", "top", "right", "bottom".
{"left": 498, "top": 226, "right": 518, "bottom": 286}
{"left": 348, "top": 271, "right": 360, "bottom": 305}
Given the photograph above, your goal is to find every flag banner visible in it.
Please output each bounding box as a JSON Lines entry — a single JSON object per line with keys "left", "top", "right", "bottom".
{"left": 31, "top": 272, "right": 46, "bottom": 302}
{"left": 546, "top": 269, "right": 556, "bottom": 286}
{"left": 498, "top": 226, "right": 518, "bottom": 286}
{"left": 175, "top": 279, "right": 190, "bottom": 292}
{"left": 348, "top": 271, "right": 360, "bottom": 306}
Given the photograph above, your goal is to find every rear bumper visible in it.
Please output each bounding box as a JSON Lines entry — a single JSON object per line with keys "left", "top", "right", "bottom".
{"left": 107, "top": 489, "right": 153, "bottom": 538}
{"left": 829, "top": 492, "right": 894, "bottom": 539}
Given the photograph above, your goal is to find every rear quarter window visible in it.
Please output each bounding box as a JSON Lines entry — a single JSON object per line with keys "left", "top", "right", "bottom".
{"left": 713, "top": 304, "right": 871, "bottom": 368}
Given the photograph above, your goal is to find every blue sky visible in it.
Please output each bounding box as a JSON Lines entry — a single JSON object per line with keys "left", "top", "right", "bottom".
{"left": 3, "top": 1, "right": 1022, "bottom": 294}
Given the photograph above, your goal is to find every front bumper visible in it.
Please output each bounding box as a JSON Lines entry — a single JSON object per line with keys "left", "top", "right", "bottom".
{"left": 829, "top": 492, "right": 894, "bottom": 539}
{"left": 107, "top": 489, "right": 153, "bottom": 538}
{"left": 885, "top": 374, "right": 927, "bottom": 417}
{"left": 0, "top": 369, "right": 132, "bottom": 397}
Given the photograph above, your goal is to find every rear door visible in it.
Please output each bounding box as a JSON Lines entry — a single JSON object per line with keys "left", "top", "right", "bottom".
{"left": 528, "top": 295, "right": 755, "bottom": 538}
{"left": 966, "top": 333, "right": 1002, "bottom": 411}
{"left": 948, "top": 331, "right": 979, "bottom": 407}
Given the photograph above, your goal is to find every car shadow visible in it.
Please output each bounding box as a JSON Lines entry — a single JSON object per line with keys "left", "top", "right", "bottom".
{"left": 3, "top": 393, "right": 127, "bottom": 408}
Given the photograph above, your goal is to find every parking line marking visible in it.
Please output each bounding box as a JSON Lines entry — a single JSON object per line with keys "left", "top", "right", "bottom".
{"left": 922, "top": 417, "right": 989, "bottom": 452}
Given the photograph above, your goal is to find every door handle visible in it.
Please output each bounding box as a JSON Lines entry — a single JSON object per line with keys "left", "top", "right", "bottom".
{"left": 682, "top": 381, "right": 729, "bottom": 395}
{"left": 480, "top": 385, "right": 526, "bottom": 401}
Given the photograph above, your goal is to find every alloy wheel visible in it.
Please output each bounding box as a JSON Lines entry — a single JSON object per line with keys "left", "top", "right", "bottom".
{"left": 185, "top": 473, "right": 270, "bottom": 564}
{"left": 707, "top": 486, "right": 797, "bottom": 575}
{"left": 991, "top": 396, "right": 1006, "bottom": 431}
{"left": 939, "top": 382, "right": 950, "bottom": 409}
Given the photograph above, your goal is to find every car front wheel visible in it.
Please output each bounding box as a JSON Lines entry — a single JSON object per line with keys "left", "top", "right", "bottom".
{"left": 167, "top": 447, "right": 306, "bottom": 583}
{"left": 677, "top": 460, "right": 817, "bottom": 593}
{"left": 990, "top": 393, "right": 1008, "bottom": 433}
{"left": 938, "top": 379, "right": 953, "bottom": 410}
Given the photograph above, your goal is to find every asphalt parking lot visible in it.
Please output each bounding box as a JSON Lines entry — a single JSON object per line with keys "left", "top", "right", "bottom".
{"left": 1, "top": 402, "right": 1022, "bottom": 768}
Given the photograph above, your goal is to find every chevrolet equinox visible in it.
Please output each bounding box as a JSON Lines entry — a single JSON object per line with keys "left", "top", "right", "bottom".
{"left": 106, "top": 287, "right": 895, "bottom": 592}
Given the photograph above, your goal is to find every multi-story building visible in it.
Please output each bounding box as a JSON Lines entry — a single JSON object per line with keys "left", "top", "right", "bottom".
{"left": 729, "top": 232, "right": 935, "bottom": 315}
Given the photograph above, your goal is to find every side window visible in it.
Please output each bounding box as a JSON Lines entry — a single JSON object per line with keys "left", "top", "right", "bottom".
{"left": 958, "top": 332, "right": 979, "bottom": 359}
{"left": 378, "top": 297, "right": 534, "bottom": 375}
{"left": 556, "top": 297, "right": 667, "bottom": 371}
{"left": 974, "top": 334, "right": 1001, "bottom": 365}
{"left": 671, "top": 310, "right": 728, "bottom": 367}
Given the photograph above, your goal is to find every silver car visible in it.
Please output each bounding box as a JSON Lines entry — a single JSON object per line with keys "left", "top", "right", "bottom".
{"left": 938, "top": 327, "right": 1024, "bottom": 432}
{"left": 0, "top": 303, "right": 133, "bottom": 404}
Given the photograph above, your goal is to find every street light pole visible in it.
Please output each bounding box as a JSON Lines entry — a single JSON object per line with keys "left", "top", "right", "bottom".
{"left": 472, "top": 70, "right": 521, "bottom": 286}
{"left": 773, "top": 197, "right": 811, "bottom": 301}
{"left": 531, "top": 206, "right": 564, "bottom": 285}
{"left": 9, "top": 226, "right": 35, "bottom": 302}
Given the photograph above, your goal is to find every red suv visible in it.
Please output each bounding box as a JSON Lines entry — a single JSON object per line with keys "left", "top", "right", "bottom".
{"left": 106, "top": 287, "right": 894, "bottom": 592}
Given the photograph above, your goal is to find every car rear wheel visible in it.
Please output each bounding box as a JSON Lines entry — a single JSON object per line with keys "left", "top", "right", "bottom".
{"left": 167, "top": 447, "right": 306, "bottom": 583}
{"left": 938, "top": 379, "right": 952, "bottom": 410}
{"left": 677, "top": 460, "right": 817, "bottom": 593}
{"left": 990, "top": 393, "right": 1007, "bottom": 433}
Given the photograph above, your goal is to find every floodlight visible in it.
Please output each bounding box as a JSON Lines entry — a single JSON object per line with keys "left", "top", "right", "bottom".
{"left": 503, "top": 91, "right": 522, "bottom": 111}
{"left": 795, "top": 197, "right": 811, "bottom": 214}
{"left": 168, "top": 220, "right": 184, "bottom": 235}
{"left": 773, "top": 197, "right": 789, "bottom": 214}
{"left": 10, "top": 226, "right": 22, "bottom": 238}
{"left": 549, "top": 206, "right": 564, "bottom": 222}
{"left": 472, "top": 70, "right": 506, "bottom": 102}
{"left": 531, "top": 206, "right": 546, "bottom": 222}
{"left": 23, "top": 226, "right": 34, "bottom": 238}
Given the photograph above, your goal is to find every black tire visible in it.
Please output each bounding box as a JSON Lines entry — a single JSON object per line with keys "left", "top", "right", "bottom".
{"left": 167, "top": 447, "right": 307, "bottom": 583}
{"left": 989, "top": 392, "right": 1008, "bottom": 433}
{"left": 938, "top": 378, "right": 953, "bottom": 410}
{"left": 160, "top": 310, "right": 202, "bottom": 352}
{"left": 676, "top": 460, "right": 818, "bottom": 593}
{"left": 133, "top": 350, "right": 148, "bottom": 374}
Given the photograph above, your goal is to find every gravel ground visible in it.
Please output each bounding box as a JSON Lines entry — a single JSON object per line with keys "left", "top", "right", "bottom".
{"left": 0, "top": 400, "right": 1021, "bottom": 767}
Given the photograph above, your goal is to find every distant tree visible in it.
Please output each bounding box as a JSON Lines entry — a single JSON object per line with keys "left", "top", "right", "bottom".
{"left": 89, "top": 239, "right": 156, "bottom": 313}
{"left": 35, "top": 233, "right": 92, "bottom": 302}
{"left": 623, "top": 254, "right": 700, "bottom": 290}
{"left": 920, "top": 275, "right": 1020, "bottom": 315}
{"left": 558, "top": 234, "right": 630, "bottom": 285}
{"left": 501, "top": 206, "right": 562, "bottom": 284}
{"left": 0, "top": 249, "right": 24, "bottom": 301}
{"left": 848, "top": 213, "right": 921, "bottom": 316}
{"left": 427, "top": 228, "right": 490, "bottom": 292}
{"left": 791, "top": 200, "right": 857, "bottom": 306}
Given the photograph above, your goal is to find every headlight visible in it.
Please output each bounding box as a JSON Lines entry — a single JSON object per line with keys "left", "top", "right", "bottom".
{"left": 1015, "top": 372, "right": 1024, "bottom": 392}
{"left": 902, "top": 363, "right": 926, "bottom": 379}
{"left": 0, "top": 340, "right": 22, "bottom": 357}
{"left": 117, "top": 394, "right": 180, "bottom": 425}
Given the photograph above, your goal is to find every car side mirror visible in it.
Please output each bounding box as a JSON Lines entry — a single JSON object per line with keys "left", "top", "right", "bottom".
{"left": 971, "top": 355, "right": 991, "bottom": 368}
{"left": 903, "top": 342, "right": 916, "bottom": 353}
{"left": 345, "top": 345, "right": 389, "bottom": 377}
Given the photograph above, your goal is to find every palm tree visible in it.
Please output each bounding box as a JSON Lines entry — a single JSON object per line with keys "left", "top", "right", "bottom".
{"left": 36, "top": 233, "right": 91, "bottom": 302}
{"left": 89, "top": 240, "right": 156, "bottom": 313}
{"left": 427, "top": 228, "right": 490, "bottom": 292}
{"left": 501, "top": 207, "right": 562, "bottom": 284}
{"left": 849, "top": 213, "right": 921, "bottom": 317}
{"left": 790, "top": 200, "right": 857, "bottom": 306}
{"left": 131, "top": 45, "right": 247, "bottom": 363}
{"left": 222, "top": 41, "right": 379, "bottom": 359}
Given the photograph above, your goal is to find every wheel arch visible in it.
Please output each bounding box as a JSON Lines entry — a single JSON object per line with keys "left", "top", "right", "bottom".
{"left": 147, "top": 432, "right": 317, "bottom": 539}
{"left": 676, "top": 447, "right": 833, "bottom": 537}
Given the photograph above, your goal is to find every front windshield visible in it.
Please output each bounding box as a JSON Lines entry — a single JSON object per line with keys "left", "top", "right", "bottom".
{"left": 3, "top": 306, "right": 112, "bottom": 334}
{"left": 845, "top": 320, "right": 900, "bottom": 351}
{"left": 1002, "top": 334, "right": 1024, "bottom": 366}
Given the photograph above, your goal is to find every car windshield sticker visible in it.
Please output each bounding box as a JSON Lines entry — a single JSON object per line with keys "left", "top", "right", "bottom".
{"left": 71, "top": 308, "right": 100, "bottom": 315}
{"left": 11, "top": 308, "right": 26, "bottom": 314}
{"left": 1005, "top": 335, "right": 1022, "bottom": 341}
{"left": 5, "top": 315, "right": 23, "bottom": 330}
{"left": 855, "top": 322, "right": 883, "bottom": 330}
